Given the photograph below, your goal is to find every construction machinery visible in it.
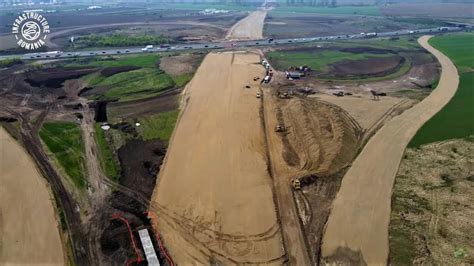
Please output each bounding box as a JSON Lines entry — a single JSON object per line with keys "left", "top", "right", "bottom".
{"left": 275, "top": 124, "right": 286, "bottom": 132}
{"left": 291, "top": 178, "right": 301, "bottom": 190}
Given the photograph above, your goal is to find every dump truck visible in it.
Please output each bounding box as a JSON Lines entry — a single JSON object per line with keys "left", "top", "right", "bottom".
{"left": 263, "top": 75, "right": 271, "bottom": 83}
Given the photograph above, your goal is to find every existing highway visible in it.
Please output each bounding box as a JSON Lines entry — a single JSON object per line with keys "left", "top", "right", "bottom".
{"left": 0, "top": 26, "right": 468, "bottom": 61}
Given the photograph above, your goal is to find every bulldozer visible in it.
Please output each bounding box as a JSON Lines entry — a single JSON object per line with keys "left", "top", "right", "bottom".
{"left": 275, "top": 124, "right": 286, "bottom": 132}
{"left": 291, "top": 178, "right": 301, "bottom": 190}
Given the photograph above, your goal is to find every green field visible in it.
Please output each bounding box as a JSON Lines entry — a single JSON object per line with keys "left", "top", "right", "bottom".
{"left": 76, "top": 54, "right": 180, "bottom": 102}
{"left": 71, "top": 54, "right": 161, "bottom": 68}
{"left": 137, "top": 111, "right": 179, "bottom": 142}
{"left": 94, "top": 123, "right": 120, "bottom": 181}
{"left": 272, "top": 5, "right": 380, "bottom": 16}
{"left": 78, "top": 33, "right": 169, "bottom": 48}
{"left": 39, "top": 122, "right": 87, "bottom": 189}
{"left": 409, "top": 33, "right": 474, "bottom": 147}
{"left": 93, "top": 68, "right": 174, "bottom": 102}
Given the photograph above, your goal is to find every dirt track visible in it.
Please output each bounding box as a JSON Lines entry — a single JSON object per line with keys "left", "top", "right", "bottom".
{"left": 150, "top": 52, "right": 284, "bottom": 264}
{"left": 0, "top": 127, "right": 64, "bottom": 265}
{"left": 226, "top": 10, "right": 267, "bottom": 40}
{"left": 321, "top": 35, "right": 459, "bottom": 264}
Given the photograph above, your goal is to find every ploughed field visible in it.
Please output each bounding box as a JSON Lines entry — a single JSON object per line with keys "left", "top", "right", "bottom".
{"left": 151, "top": 52, "right": 285, "bottom": 264}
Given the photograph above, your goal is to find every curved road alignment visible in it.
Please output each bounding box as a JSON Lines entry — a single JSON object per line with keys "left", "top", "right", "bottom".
{"left": 321, "top": 35, "right": 459, "bottom": 265}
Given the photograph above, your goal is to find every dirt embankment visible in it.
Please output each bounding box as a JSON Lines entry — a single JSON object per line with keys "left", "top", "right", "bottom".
{"left": 390, "top": 139, "right": 474, "bottom": 265}
{"left": 0, "top": 127, "right": 65, "bottom": 265}
{"left": 151, "top": 52, "right": 285, "bottom": 264}
{"left": 321, "top": 35, "right": 460, "bottom": 265}
{"left": 226, "top": 10, "right": 267, "bottom": 40}
{"left": 277, "top": 97, "right": 362, "bottom": 177}
{"left": 262, "top": 90, "right": 363, "bottom": 263}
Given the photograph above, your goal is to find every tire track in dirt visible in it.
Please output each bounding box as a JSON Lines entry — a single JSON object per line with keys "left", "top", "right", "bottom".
{"left": 321, "top": 35, "right": 460, "bottom": 265}
{"left": 150, "top": 52, "right": 285, "bottom": 264}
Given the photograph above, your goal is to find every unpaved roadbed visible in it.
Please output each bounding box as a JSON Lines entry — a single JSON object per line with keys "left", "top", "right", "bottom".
{"left": 321, "top": 35, "right": 460, "bottom": 264}
{"left": 151, "top": 52, "right": 284, "bottom": 264}
{"left": 226, "top": 10, "right": 267, "bottom": 40}
{"left": 0, "top": 127, "right": 64, "bottom": 265}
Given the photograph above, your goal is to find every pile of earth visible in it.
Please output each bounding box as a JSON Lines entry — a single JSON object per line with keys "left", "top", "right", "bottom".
{"left": 24, "top": 67, "right": 96, "bottom": 88}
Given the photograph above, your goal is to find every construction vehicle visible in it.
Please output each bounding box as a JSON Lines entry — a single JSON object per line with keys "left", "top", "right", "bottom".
{"left": 291, "top": 178, "right": 301, "bottom": 190}
{"left": 275, "top": 124, "right": 285, "bottom": 132}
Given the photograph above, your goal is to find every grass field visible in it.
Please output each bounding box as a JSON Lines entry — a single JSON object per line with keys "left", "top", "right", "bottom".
{"left": 71, "top": 54, "right": 161, "bottom": 68}
{"left": 137, "top": 111, "right": 179, "bottom": 142}
{"left": 77, "top": 54, "right": 177, "bottom": 102}
{"left": 272, "top": 5, "right": 380, "bottom": 16}
{"left": 39, "top": 122, "right": 87, "bottom": 189}
{"left": 94, "top": 123, "right": 120, "bottom": 181}
{"left": 409, "top": 33, "right": 474, "bottom": 147}
{"left": 95, "top": 68, "right": 174, "bottom": 102}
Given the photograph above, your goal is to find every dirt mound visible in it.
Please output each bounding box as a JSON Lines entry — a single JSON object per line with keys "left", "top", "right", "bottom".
{"left": 118, "top": 139, "right": 166, "bottom": 198}
{"left": 100, "top": 66, "right": 140, "bottom": 77}
{"left": 278, "top": 97, "right": 362, "bottom": 176}
{"left": 24, "top": 67, "right": 96, "bottom": 88}
{"left": 330, "top": 56, "right": 404, "bottom": 78}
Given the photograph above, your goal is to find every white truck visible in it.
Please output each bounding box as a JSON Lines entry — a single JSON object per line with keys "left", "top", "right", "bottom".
{"left": 365, "top": 32, "right": 378, "bottom": 38}
{"left": 141, "top": 45, "right": 153, "bottom": 52}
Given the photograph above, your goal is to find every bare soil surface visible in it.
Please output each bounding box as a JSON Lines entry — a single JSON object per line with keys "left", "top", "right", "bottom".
{"left": 389, "top": 139, "right": 474, "bottom": 265}
{"left": 226, "top": 10, "right": 268, "bottom": 40}
{"left": 151, "top": 52, "right": 285, "bottom": 264}
{"left": 159, "top": 54, "right": 203, "bottom": 76}
{"left": 321, "top": 36, "right": 460, "bottom": 265}
{"left": 330, "top": 56, "right": 403, "bottom": 78}
{"left": 380, "top": 3, "right": 474, "bottom": 18}
{"left": 0, "top": 126, "right": 65, "bottom": 265}
{"left": 314, "top": 94, "right": 416, "bottom": 133}
{"left": 264, "top": 13, "right": 445, "bottom": 39}
{"left": 262, "top": 86, "right": 363, "bottom": 263}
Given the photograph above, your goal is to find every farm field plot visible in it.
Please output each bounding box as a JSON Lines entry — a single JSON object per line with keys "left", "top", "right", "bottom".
{"left": 150, "top": 52, "right": 285, "bottom": 264}
{"left": 264, "top": 11, "right": 444, "bottom": 39}
{"left": 389, "top": 139, "right": 474, "bottom": 265}
{"left": 271, "top": 5, "right": 380, "bottom": 16}
{"left": 409, "top": 33, "right": 474, "bottom": 147}
{"left": 39, "top": 122, "right": 87, "bottom": 189}
{"left": 0, "top": 127, "right": 64, "bottom": 265}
